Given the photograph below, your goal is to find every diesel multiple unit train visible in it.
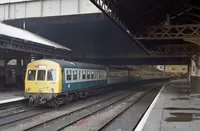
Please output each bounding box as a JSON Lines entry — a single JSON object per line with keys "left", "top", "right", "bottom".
{"left": 24, "top": 59, "right": 133, "bottom": 107}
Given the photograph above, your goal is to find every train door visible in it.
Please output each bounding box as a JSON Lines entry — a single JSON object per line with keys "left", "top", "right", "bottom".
{"left": 35, "top": 69, "right": 47, "bottom": 93}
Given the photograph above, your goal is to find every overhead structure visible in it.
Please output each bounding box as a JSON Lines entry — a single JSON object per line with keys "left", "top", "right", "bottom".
{"left": 0, "top": 22, "right": 71, "bottom": 58}
{"left": 90, "top": 0, "right": 200, "bottom": 56}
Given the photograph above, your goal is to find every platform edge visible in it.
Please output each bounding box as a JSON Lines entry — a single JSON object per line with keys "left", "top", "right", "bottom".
{"left": 134, "top": 84, "right": 166, "bottom": 131}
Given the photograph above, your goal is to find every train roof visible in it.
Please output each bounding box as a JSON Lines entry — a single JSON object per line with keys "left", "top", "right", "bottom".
{"left": 43, "top": 59, "right": 107, "bottom": 70}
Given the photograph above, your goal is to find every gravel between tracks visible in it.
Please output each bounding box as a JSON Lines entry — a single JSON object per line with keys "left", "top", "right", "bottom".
{"left": 0, "top": 89, "right": 127, "bottom": 131}
{"left": 62, "top": 89, "right": 147, "bottom": 131}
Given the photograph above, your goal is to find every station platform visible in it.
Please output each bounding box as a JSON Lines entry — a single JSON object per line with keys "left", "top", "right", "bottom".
{"left": 135, "top": 79, "right": 200, "bottom": 131}
{"left": 0, "top": 89, "right": 25, "bottom": 104}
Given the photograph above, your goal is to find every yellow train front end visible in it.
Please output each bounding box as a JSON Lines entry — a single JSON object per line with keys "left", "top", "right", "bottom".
{"left": 24, "top": 60, "right": 62, "bottom": 106}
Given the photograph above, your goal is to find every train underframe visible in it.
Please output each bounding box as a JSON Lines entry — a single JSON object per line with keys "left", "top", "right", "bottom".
{"left": 25, "top": 86, "right": 113, "bottom": 108}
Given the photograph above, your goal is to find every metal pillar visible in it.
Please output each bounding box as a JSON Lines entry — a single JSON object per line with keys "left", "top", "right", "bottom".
{"left": 16, "top": 59, "right": 22, "bottom": 88}
{"left": 191, "top": 58, "right": 196, "bottom": 90}
{"left": 192, "top": 54, "right": 200, "bottom": 93}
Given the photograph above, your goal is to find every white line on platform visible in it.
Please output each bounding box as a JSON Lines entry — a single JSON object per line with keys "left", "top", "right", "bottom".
{"left": 0, "top": 97, "right": 25, "bottom": 104}
{"left": 134, "top": 84, "right": 166, "bottom": 131}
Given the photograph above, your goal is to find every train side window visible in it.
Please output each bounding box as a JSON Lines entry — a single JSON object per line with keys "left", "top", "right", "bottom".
{"left": 78, "top": 70, "right": 81, "bottom": 80}
{"left": 91, "top": 71, "right": 94, "bottom": 79}
{"left": 73, "top": 70, "right": 77, "bottom": 80}
{"left": 87, "top": 71, "right": 90, "bottom": 79}
{"left": 99, "top": 71, "right": 102, "bottom": 79}
{"left": 27, "top": 70, "right": 36, "bottom": 80}
{"left": 82, "top": 71, "right": 86, "bottom": 80}
{"left": 93, "top": 71, "right": 96, "bottom": 79}
{"left": 66, "top": 70, "right": 72, "bottom": 81}
{"left": 37, "top": 70, "right": 46, "bottom": 81}
{"left": 97, "top": 71, "right": 99, "bottom": 79}
{"left": 47, "top": 69, "right": 56, "bottom": 81}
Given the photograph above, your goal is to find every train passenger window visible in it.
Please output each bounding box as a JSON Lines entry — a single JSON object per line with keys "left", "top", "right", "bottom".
{"left": 78, "top": 70, "right": 81, "bottom": 80}
{"left": 91, "top": 71, "right": 94, "bottom": 79}
{"left": 73, "top": 70, "right": 77, "bottom": 80}
{"left": 97, "top": 71, "right": 100, "bottom": 79}
{"left": 47, "top": 69, "right": 56, "bottom": 81}
{"left": 94, "top": 71, "right": 97, "bottom": 79}
{"left": 82, "top": 71, "right": 86, "bottom": 80}
{"left": 99, "top": 71, "right": 102, "bottom": 78}
{"left": 66, "top": 70, "right": 72, "bottom": 80}
{"left": 37, "top": 70, "right": 46, "bottom": 81}
{"left": 27, "top": 70, "right": 36, "bottom": 80}
{"left": 87, "top": 71, "right": 90, "bottom": 79}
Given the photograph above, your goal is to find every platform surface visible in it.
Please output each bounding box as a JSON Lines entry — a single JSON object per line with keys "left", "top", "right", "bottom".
{"left": 0, "top": 89, "right": 24, "bottom": 104}
{"left": 136, "top": 79, "right": 200, "bottom": 131}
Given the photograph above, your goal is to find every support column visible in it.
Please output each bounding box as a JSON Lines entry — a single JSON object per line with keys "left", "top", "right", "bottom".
{"left": 16, "top": 59, "right": 22, "bottom": 88}
{"left": 0, "top": 60, "right": 5, "bottom": 91}
{"left": 195, "top": 54, "right": 200, "bottom": 93}
{"left": 190, "top": 59, "right": 196, "bottom": 84}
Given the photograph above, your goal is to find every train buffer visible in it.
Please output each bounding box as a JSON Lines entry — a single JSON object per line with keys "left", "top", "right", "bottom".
{"left": 135, "top": 79, "right": 200, "bottom": 131}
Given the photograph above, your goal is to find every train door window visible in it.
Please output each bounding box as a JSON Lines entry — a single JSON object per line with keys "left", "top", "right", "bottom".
{"left": 27, "top": 70, "right": 36, "bottom": 80}
{"left": 87, "top": 71, "right": 90, "bottom": 79}
{"left": 47, "top": 69, "right": 56, "bottom": 81}
{"left": 82, "top": 71, "right": 86, "bottom": 80}
{"left": 91, "top": 71, "right": 94, "bottom": 79}
{"left": 73, "top": 70, "right": 77, "bottom": 80}
{"left": 37, "top": 70, "right": 46, "bottom": 81}
{"left": 66, "top": 70, "right": 72, "bottom": 81}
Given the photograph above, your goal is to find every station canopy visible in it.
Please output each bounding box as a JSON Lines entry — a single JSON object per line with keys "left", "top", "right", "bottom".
{"left": 0, "top": 22, "right": 71, "bottom": 51}
{"left": 0, "top": 22, "right": 71, "bottom": 59}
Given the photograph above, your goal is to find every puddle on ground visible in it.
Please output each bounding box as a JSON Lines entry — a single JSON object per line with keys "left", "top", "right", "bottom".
{"left": 165, "top": 112, "right": 200, "bottom": 122}
{"left": 179, "top": 89, "right": 191, "bottom": 94}
{"left": 164, "top": 107, "right": 200, "bottom": 111}
{"left": 190, "top": 95, "right": 200, "bottom": 99}
{"left": 171, "top": 97, "right": 190, "bottom": 100}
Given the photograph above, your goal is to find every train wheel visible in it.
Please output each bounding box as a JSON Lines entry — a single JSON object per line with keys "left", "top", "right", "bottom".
{"left": 67, "top": 95, "right": 73, "bottom": 102}
{"left": 51, "top": 100, "right": 59, "bottom": 109}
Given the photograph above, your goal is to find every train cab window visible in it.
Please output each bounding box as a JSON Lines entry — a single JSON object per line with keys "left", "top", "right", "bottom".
{"left": 87, "top": 71, "right": 90, "bottom": 79}
{"left": 37, "top": 70, "right": 46, "bottom": 81}
{"left": 82, "top": 71, "right": 86, "bottom": 80}
{"left": 73, "top": 70, "right": 77, "bottom": 80}
{"left": 66, "top": 70, "right": 72, "bottom": 81}
{"left": 47, "top": 69, "right": 56, "bottom": 81}
{"left": 27, "top": 70, "right": 36, "bottom": 80}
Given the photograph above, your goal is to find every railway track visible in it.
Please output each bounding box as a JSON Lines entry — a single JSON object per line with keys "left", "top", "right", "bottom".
{"left": 0, "top": 82, "right": 165, "bottom": 131}
{"left": 0, "top": 88, "right": 131, "bottom": 130}
{"left": 60, "top": 86, "right": 161, "bottom": 131}
{"left": 23, "top": 84, "right": 160, "bottom": 131}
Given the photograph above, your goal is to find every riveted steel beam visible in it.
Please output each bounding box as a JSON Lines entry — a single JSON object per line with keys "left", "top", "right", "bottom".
{"left": 147, "top": 44, "right": 198, "bottom": 55}
{"left": 133, "top": 24, "right": 200, "bottom": 40}
{"left": 0, "top": 35, "right": 69, "bottom": 58}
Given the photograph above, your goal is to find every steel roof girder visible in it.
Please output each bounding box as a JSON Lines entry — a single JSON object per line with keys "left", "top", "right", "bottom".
{"left": 133, "top": 24, "right": 200, "bottom": 40}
